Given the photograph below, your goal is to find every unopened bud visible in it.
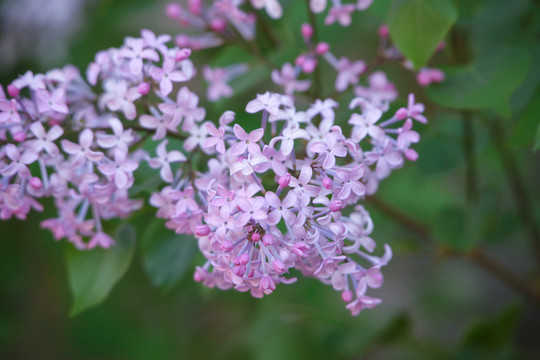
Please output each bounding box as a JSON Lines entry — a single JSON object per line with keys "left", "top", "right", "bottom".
{"left": 221, "top": 240, "right": 234, "bottom": 252}
{"left": 295, "top": 54, "right": 306, "bottom": 67}
{"left": 430, "top": 69, "right": 444, "bottom": 82}
{"left": 13, "top": 131, "right": 26, "bottom": 142}
{"left": 322, "top": 177, "right": 333, "bottom": 189}
{"left": 210, "top": 18, "right": 227, "bottom": 32}
{"left": 188, "top": 0, "right": 203, "bottom": 15}
{"left": 301, "top": 23, "right": 313, "bottom": 39}
{"left": 175, "top": 35, "right": 190, "bottom": 48}
{"left": 195, "top": 224, "right": 210, "bottom": 236}
{"left": 194, "top": 268, "right": 206, "bottom": 282}
{"left": 175, "top": 48, "right": 192, "bottom": 61}
{"left": 302, "top": 58, "right": 317, "bottom": 74}
{"left": 395, "top": 108, "right": 408, "bottom": 120}
{"left": 329, "top": 200, "right": 343, "bottom": 212}
{"left": 405, "top": 148, "right": 418, "bottom": 162}
{"left": 7, "top": 84, "right": 20, "bottom": 97}
{"left": 315, "top": 42, "right": 330, "bottom": 55}
{"left": 251, "top": 232, "right": 261, "bottom": 242}
{"left": 378, "top": 25, "right": 389, "bottom": 38}
{"left": 29, "top": 177, "right": 43, "bottom": 190}
{"left": 342, "top": 290, "right": 353, "bottom": 302}
{"left": 278, "top": 173, "right": 291, "bottom": 188}
{"left": 165, "top": 3, "right": 182, "bottom": 19}
{"left": 137, "top": 82, "right": 150, "bottom": 95}
{"left": 417, "top": 71, "right": 431, "bottom": 87}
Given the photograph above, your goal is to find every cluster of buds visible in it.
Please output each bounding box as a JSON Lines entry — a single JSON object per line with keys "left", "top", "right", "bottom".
{"left": 0, "top": 0, "right": 430, "bottom": 315}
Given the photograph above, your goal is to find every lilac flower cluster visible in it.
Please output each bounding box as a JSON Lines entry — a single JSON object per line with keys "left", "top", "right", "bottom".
{"left": 0, "top": 1, "right": 430, "bottom": 315}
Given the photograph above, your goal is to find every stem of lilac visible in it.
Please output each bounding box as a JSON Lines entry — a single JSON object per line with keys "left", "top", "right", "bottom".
{"left": 313, "top": 209, "right": 330, "bottom": 218}
{"left": 462, "top": 111, "right": 478, "bottom": 202}
{"left": 261, "top": 110, "right": 268, "bottom": 130}
{"left": 250, "top": 173, "right": 266, "bottom": 194}
{"left": 379, "top": 116, "right": 401, "bottom": 128}
{"left": 92, "top": 204, "right": 103, "bottom": 232}
{"left": 489, "top": 119, "right": 540, "bottom": 266}
{"left": 77, "top": 199, "right": 90, "bottom": 223}
{"left": 260, "top": 242, "right": 275, "bottom": 261}
{"left": 366, "top": 195, "right": 540, "bottom": 305}
{"left": 323, "top": 52, "right": 340, "bottom": 70}
{"left": 38, "top": 159, "right": 49, "bottom": 189}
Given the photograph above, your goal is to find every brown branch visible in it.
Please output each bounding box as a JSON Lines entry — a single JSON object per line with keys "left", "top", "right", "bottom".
{"left": 366, "top": 195, "right": 540, "bottom": 305}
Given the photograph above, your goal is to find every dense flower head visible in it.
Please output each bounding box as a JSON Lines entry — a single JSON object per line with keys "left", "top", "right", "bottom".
{"left": 0, "top": 1, "right": 433, "bottom": 316}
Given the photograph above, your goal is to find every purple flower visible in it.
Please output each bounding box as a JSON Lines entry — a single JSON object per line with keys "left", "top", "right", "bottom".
{"left": 121, "top": 38, "right": 160, "bottom": 75}
{"left": 150, "top": 56, "right": 191, "bottom": 96}
{"left": 28, "top": 123, "right": 63, "bottom": 156}
{"left": 1, "top": 144, "right": 37, "bottom": 178}
{"left": 245, "top": 92, "right": 282, "bottom": 117}
{"left": 148, "top": 140, "right": 186, "bottom": 183}
{"left": 99, "top": 151, "right": 139, "bottom": 188}
{"left": 309, "top": 133, "right": 348, "bottom": 169}
{"left": 349, "top": 108, "right": 384, "bottom": 142}
{"left": 61, "top": 129, "right": 104, "bottom": 166}
{"left": 229, "top": 125, "right": 264, "bottom": 156}
{"left": 265, "top": 191, "right": 297, "bottom": 225}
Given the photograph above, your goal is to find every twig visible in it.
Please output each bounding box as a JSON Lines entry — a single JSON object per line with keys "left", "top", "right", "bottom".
{"left": 305, "top": 0, "right": 322, "bottom": 99}
{"left": 366, "top": 195, "right": 540, "bottom": 305}
{"left": 488, "top": 119, "right": 540, "bottom": 266}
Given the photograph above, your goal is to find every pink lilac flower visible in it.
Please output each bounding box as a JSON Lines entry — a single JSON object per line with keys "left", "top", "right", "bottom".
{"left": 150, "top": 56, "right": 190, "bottom": 96}
{"left": 148, "top": 140, "right": 186, "bottom": 183}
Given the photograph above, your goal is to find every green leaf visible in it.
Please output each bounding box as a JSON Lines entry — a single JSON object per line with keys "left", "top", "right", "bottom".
{"left": 67, "top": 224, "right": 136, "bottom": 316}
{"left": 140, "top": 219, "right": 197, "bottom": 292}
{"left": 509, "top": 87, "right": 540, "bottom": 149}
{"left": 534, "top": 122, "right": 540, "bottom": 152}
{"left": 387, "top": 0, "right": 457, "bottom": 69}
{"left": 426, "top": 47, "right": 532, "bottom": 117}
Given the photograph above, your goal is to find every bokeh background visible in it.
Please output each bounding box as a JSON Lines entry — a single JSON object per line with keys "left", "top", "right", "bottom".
{"left": 1, "top": 0, "right": 540, "bottom": 359}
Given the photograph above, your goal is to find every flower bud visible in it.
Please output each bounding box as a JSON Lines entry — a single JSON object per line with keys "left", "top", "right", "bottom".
{"left": 251, "top": 232, "right": 261, "bottom": 242}
{"left": 315, "top": 42, "right": 330, "bottom": 55}
{"left": 430, "top": 69, "right": 445, "bottom": 83}
{"left": 395, "top": 108, "right": 408, "bottom": 120}
{"left": 137, "top": 82, "right": 150, "bottom": 95}
{"left": 165, "top": 3, "right": 182, "bottom": 19}
{"left": 221, "top": 240, "right": 234, "bottom": 252}
{"left": 417, "top": 71, "right": 431, "bottom": 87}
{"left": 293, "top": 242, "right": 309, "bottom": 257}
{"left": 378, "top": 25, "right": 389, "bottom": 38}
{"left": 278, "top": 173, "right": 291, "bottom": 188}
{"left": 210, "top": 18, "right": 227, "bottom": 32}
{"left": 342, "top": 290, "right": 353, "bottom": 302}
{"left": 188, "top": 0, "right": 203, "bottom": 15}
{"left": 329, "top": 200, "right": 343, "bottom": 212}
{"left": 29, "top": 177, "right": 43, "bottom": 190}
{"left": 262, "top": 233, "right": 274, "bottom": 246}
{"left": 272, "top": 259, "right": 286, "bottom": 273}
{"left": 302, "top": 58, "right": 317, "bottom": 74}
{"left": 194, "top": 267, "right": 206, "bottom": 282}
{"left": 322, "top": 177, "right": 333, "bottom": 189}
{"left": 176, "top": 48, "right": 192, "bottom": 61}
{"left": 7, "top": 84, "right": 20, "bottom": 97}
{"left": 195, "top": 224, "right": 210, "bottom": 236}
{"left": 13, "top": 131, "right": 26, "bottom": 142}
{"left": 175, "top": 35, "right": 190, "bottom": 48}
{"left": 301, "top": 23, "right": 313, "bottom": 39}
{"left": 295, "top": 54, "right": 306, "bottom": 67}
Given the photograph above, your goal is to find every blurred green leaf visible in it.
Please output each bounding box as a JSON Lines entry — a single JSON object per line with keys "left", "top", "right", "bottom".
{"left": 67, "top": 224, "right": 136, "bottom": 316}
{"left": 509, "top": 87, "right": 540, "bottom": 149}
{"left": 534, "top": 123, "right": 540, "bottom": 152}
{"left": 426, "top": 47, "right": 532, "bottom": 117}
{"left": 387, "top": 0, "right": 457, "bottom": 69}
{"left": 140, "top": 219, "right": 197, "bottom": 292}
{"left": 432, "top": 206, "right": 474, "bottom": 251}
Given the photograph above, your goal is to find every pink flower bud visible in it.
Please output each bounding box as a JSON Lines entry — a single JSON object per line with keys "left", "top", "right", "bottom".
{"left": 322, "top": 177, "right": 333, "bottom": 189}
{"left": 7, "top": 84, "right": 20, "bottom": 97}
{"left": 315, "top": 42, "right": 330, "bottom": 55}
{"left": 302, "top": 58, "right": 317, "bottom": 74}
{"left": 295, "top": 54, "right": 306, "bottom": 66}
{"left": 188, "top": 0, "right": 203, "bottom": 15}
{"left": 221, "top": 240, "right": 234, "bottom": 252}
{"left": 175, "top": 35, "right": 190, "bottom": 48}
{"left": 417, "top": 71, "right": 431, "bottom": 87}
{"left": 342, "top": 290, "right": 353, "bottom": 302}
{"left": 430, "top": 69, "right": 445, "bottom": 82}
{"left": 29, "top": 177, "right": 43, "bottom": 190}
{"left": 436, "top": 41, "right": 446, "bottom": 52}
{"left": 272, "top": 259, "right": 286, "bottom": 273}
{"left": 194, "top": 267, "right": 206, "bottom": 282}
{"left": 405, "top": 148, "right": 418, "bottom": 162}
{"left": 278, "top": 173, "right": 291, "bottom": 188}
{"left": 301, "top": 23, "right": 313, "bottom": 39}
{"left": 262, "top": 233, "right": 274, "bottom": 246}
{"left": 176, "top": 48, "right": 192, "bottom": 61}
{"left": 210, "top": 18, "right": 227, "bottom": 32}
{"left": 378, "top": 25, "right": 389, "bottom": 38}
{"left": 137, "top": 82, "right": 150, "bottom": 95}
{"left": 329, "top": 200, "right": 343, "bottom": 212}
{"left": 13, "top": 131, "right": 26, "bottom": 142}
{"left": 195, "top": 224, "right": 210, "bottom": 236}
{"left": 395, "top": 108, "right": 408, "bottom": 120}
{"left": 233, "top": 264, "right": 246, "bottom": 276}
{"left": 239, "top": 252, "right": 250, "bottom": 264}
{"left": 251, "top": 232, "right": 261, "bottom": 242}
{"left": 165, "top": 3, "right": 182, "bottom": 19}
